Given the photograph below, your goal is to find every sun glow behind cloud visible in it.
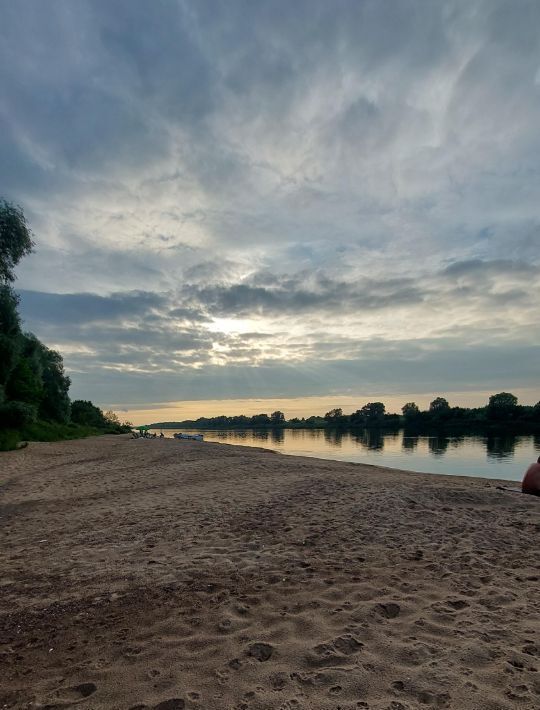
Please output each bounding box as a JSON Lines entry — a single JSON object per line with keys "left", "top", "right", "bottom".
{"left": 2, "top": 0, "right": 539, "bottom": 414}
{"left": 206, "top": 317, "right": 262, "bottom": 335}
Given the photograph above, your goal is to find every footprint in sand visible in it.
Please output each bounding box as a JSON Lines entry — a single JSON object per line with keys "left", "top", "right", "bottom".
{"left": 333, "top": 634, "right": 363, "bottom": 655}
{"left": 247, "top": 642, "right": 274, "bottom": 661}
{"left": 123, "top": 645, "right": 144, "bottom": 657}
{"left": 217, "top": 618, "right": 233, "bottom": 632}
{"left": 445, "top": 599, "right": 469, "bottom": 610}
{"left": 270, "top": 672, "right": 288, "bottom": 690}
{"left": 522, "top": 643, "right": 538, "bottom": 657}
{"left": 375, "top": 602, "right": 401, "bottom": 619}
{"left": 49, "top": 682, "right": 97, "bottom": 703}
{"left": 328, "top": 685, "right": 342, "bottom": 695}
{"left": 310, "top": 634, "right": 363, "bottom": 667}
{"left": 153, "top": 700, "right": 185, "bottom": 710}
{"left": 278, "top": 700, "right": 302, "bottom": 710}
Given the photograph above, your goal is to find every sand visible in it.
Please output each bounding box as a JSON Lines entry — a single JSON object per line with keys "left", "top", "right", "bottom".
{"left": 0, "top": 435, "right": 538, "bottom": 710}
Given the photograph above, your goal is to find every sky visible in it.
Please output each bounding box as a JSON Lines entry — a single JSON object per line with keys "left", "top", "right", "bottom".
{"left": 1, "top": 0, "right": 539, "bottom": 424}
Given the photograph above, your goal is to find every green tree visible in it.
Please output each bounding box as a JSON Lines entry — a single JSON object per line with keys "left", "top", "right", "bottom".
{"left": 270, "top": 410, "right": 285, "bottom": 426}
{"left": 0, "top": 200, "right": 34, "bottom": 283}
{"left": 324, "top": 408, "right": 343, "bottom": 423}
{"left": 487, "top": 392, "right": 519, "bottom": 421}
{"left": 250, "top": 413, "right": 271, "bottom": 427}
{"left": 360, "top": 401, "right": 386, "bottom": 425}
{"left": 38, "top": 344, "right": 71, "bottom": 423}
{"left": 5, "top": 353, "right": 43, "bottom": 406}
{"left": 429, "top": 397, "right": 451, "bottom": 424}
{"left": 104, "top": 410, "right": 120, "bottom": 425}
{"left": 71, "top": 400, "right": 108, "bottom": 428}
{"left": 402, "top": 402, "right": 420, "bottom": 420}
{"left": 429, "top": 397, "right": 450, "bottom": 413}
{"left": 0, "top": 285, "right": 22, "bottom": 386}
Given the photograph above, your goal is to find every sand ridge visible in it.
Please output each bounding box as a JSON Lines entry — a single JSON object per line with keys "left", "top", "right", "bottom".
{"left": 0, "top": 434, "right": 539, "bottom": 709}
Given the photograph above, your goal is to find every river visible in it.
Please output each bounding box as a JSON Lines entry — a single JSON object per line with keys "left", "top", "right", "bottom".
{"left": 148, "top": 428, "right": 540, "bottom": 481}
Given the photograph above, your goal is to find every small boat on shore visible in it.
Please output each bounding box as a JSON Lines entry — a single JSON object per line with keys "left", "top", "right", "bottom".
{"left": 173, "top": 433, "right": 204, "bottom": 441}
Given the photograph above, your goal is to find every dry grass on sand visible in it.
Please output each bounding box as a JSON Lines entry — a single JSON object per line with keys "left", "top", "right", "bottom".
{"left": 1, "top": 434, "right": 539, "bottom": 709}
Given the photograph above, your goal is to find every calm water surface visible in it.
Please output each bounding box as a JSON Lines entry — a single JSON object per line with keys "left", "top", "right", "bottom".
{"left": 150, "top": 428, "right": 540, "bottom": 481}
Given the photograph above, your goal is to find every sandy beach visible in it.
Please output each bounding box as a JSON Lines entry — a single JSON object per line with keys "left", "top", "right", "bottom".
{"left": 0, "top": 434, "right": 538, "bottom": 710}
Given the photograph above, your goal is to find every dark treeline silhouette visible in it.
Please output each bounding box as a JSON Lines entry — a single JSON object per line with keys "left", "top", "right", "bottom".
{"left": 0, "top": 199, "right": 130, "bottom": 449}
{"left": 151, "top": 394, "right": 540, "bottom": 433}
{"left": 400, "top": 393, "right": 540, "bottom": 432}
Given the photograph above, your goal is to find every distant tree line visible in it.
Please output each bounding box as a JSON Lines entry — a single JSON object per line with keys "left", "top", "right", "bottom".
{"left": 151, "top": 393, "right": 540, "bottom": 432}
{"left": 0, "top": 199, "right": 130, "bottom": 449}
{"left": 399, "top": 393, "right": 540, "bottom": 431}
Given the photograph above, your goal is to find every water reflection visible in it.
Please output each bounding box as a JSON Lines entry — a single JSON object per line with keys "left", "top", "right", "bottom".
{"left": 324, "top": 428, "right": 344, "bottom": 447}
{"left": 449, "top": 436, "right": 465, "bottom": 449}
{"left": 364, "top": 429, "right": 385, "bottom": 451}
{"left": 153, "top": 427, "right": 538, "bottom": 480}
{"left": 402, "top": 435, "right": 418, "bottom": 451}
{"left": 485, "top": 435, "right": 517, "bottom": 460}
{"left": 428, "top": 436, "right": 449, "bottom": 457}
{"left": 270, "top": 428, "right": 285, "bottom": 444}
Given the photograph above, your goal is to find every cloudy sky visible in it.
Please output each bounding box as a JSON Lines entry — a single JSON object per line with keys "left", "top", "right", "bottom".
{"left": 2, "top": 0, "right": 539, "bottom": 423}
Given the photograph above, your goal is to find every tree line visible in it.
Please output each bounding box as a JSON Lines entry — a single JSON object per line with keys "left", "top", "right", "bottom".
{"left": 151, "top": 393, "right": 540, "bottom": 432}
{"left": 0, "top": 199, "right": 130, "bottom": 449}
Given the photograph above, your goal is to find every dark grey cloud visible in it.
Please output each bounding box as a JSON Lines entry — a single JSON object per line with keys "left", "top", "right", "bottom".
{"left": 443, "top": 259, "right": 535, "bottom": 278}
{"left": 18, "top": 290, "right": 166, "bottom": 325}
{"left": 168, "top": 307, "right": 211, "bottom": 323}
{"left": 188, "top": 273, "right": 426, "bottom": 316}
{"left": 66, "top": 341, "right": 540, "bottom": 408}
{"left": 16, "top": 252, "right": 540, "bottom": 404}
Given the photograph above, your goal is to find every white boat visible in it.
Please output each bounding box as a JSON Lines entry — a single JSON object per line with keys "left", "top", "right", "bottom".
{"left": 173, "top": 433, "right": 204, "bottom": 441}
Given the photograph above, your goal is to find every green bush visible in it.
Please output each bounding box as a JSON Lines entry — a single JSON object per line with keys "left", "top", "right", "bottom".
{"left": 0, "top": 429, "right": 20, "bottom": 451}
{"left": 71, "top": 399, "right": 108, "bottom": 427}
{"left": 0, "top": 400, "right": 37, "bottom": 428}
{"left": 21, "top": 421, "right": 100, "bottom": 442}
{"left": 0, "top": 420, "right": 131, "bottom": 453}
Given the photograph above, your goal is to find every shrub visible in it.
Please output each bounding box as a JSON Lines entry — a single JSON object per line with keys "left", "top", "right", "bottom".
{"left": 0, "top": 400, "right": 37, "bottom": 428}
{"left": 0, "top": 429, "right": 21, "bottom": 451}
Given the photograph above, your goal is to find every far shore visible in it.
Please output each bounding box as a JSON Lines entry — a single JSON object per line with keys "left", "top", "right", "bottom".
{"left": 147, "top": 421, "right": 540, "bottom": 434}
{"left": 1, "top": 434, "right": 538, "bottom": 709}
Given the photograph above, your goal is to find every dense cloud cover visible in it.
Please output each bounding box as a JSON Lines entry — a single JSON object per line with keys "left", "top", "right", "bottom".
{"left": 2, "top": 0, "right": 539, "bottom": 409}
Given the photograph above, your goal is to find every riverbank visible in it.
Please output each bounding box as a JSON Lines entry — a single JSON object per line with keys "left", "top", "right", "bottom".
{"left": 0, "top": 421, "right": 130, "bottom": 452}
{"left": 148, "top": 428, "right": 538, "bottom": 481}
{"left": 1, "top": 435, "right": 538, "bottom": 709}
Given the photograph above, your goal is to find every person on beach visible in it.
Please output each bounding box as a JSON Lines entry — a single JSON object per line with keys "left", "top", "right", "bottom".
{"left": 522, "top": 456, "right": 540, "bottom": 496}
